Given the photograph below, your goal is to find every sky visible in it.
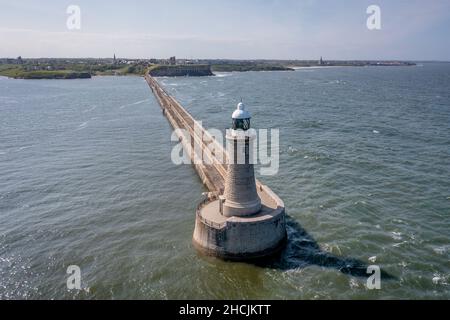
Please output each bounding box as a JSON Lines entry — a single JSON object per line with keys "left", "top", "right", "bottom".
{"left": 0, "top": 0, "right": 449, "bottom": 60}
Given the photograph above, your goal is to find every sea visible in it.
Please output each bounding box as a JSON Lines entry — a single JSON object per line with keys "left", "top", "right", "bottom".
{"left": 0, "top": 63, "right": 449, "bottom": 299}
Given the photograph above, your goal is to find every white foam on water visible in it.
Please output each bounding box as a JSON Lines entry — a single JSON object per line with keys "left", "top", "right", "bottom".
{"left": 391, "top": 231, "right": 402, "bottom": 240}
{"left": 393, "top": 240, "right": 408, "bottom": 247}
{"left": 17, "top": 146, "right": 31, "bottom": 152}
{"left": 431, "top": 274, "right": 447, "bottom": 285}
{"left": 119, "top": 99, "right": 150, "bottom": 109}
{"left": 82, "top": 105, "right": 97, "bottom": 113}
{"left": 432, "top": 246, "right": 448, "bottom": 255}
{"left": 287, "top": 146, "right": 298, "bottom": 153}
{"left": 75, "top": 121, "right": 88, "bottom": 131}
{"left": 214, "top": 73, "right": 232, "bottom": 78}
{"left": 349, "top": 278, "right": 360, "bottom": 289}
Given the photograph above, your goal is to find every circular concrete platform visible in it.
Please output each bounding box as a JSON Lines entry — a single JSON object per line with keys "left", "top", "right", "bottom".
{"left": 192, "top": 184, "right": 287, "bottom": 260}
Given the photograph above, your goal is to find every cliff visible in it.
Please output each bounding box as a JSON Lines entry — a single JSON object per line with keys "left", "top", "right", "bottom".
{"left": 18, "top": 71, "right": 91, "bottom": 79}
{"left": 148, "top": 64, "right": 213, "bottom": 77}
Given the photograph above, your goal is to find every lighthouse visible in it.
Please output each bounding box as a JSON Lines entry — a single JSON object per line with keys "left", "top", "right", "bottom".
{"left": 192, "top": 101, "right": 287, "bottom": 260}
{"left": 222, "top": 102, "right": 261, "bottom": 217}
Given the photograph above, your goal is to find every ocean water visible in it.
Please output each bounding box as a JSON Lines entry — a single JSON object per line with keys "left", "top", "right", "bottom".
{"left": 0, "top": 63, "right": 449, "bottom": 299}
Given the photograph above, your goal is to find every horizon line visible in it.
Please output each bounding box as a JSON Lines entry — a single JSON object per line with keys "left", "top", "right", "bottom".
{"left": 1, "top": 56, "right": 449, "bottom": 63}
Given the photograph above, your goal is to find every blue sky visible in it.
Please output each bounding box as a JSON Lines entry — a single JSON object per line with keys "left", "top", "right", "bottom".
{"left": 1, "top": 0, "right": 449, "bottom": 60}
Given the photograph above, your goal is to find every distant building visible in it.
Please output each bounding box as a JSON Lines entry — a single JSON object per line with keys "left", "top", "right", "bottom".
{"left": 1, "top": 57, "right": 24, "bottom": 65}
{"left": 169, "top": 56, "right": 176, "bottom": 65}
{"left": 319, "top": 56, "right": 324, "bottom": 65}
{"left": 113, "top": 54, "right": 117, "bottom": 64}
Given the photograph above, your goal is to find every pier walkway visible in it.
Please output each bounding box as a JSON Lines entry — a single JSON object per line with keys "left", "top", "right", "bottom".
{"left": 145, "top": 73, "right": 227, "bottom": 193}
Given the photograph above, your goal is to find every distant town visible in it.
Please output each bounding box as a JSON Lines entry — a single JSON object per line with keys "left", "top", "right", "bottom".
{"left": 0, "top": 55, "right": 416, "bottom": 79}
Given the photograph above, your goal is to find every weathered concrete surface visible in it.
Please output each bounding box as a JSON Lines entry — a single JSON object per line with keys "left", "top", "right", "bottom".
{"left": 193, "top": 185, "right": 286, "bottom": 260}
{"left": 145, "top": 73, "right": 287, "bottom": 260}
{"left": 222, "top": 132, "right": 261, "bottom": 217}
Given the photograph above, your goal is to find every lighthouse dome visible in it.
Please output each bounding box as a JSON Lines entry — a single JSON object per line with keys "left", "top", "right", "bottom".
{"left": 231, "top": 102, "right": 251, "bottom": 130}
{"left": 232, "top": 102, "right": 251, "bottom": 119}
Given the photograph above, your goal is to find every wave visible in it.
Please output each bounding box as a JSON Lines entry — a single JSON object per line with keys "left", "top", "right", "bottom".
{"left": 75, "top": 121, "right": 88, "bottom": 131}
{"left": 17, "top": 146, "right": 31, "bottom": 152}
{"left": 82, "top": 105, "right": 97, "bottom": 113}
{"left": 119, "top": 99, "right": 150, "bottom": 109}
{"left": 214, "top": 72, "right": 233, "bottom": 78}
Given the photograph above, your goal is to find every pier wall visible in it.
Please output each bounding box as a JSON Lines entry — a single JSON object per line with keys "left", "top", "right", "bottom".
{"left": 145, "top": 74, "right": 226, "bottom": 193}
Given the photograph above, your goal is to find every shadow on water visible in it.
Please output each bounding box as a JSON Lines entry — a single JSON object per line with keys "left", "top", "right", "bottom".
{"left": 253, "top": 216, "right": 396, "bottom": 281}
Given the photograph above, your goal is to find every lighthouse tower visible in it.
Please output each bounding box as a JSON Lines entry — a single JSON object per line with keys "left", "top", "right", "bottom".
{"left": 193, "top": 101, "right": 287, "bottom": 260}
{"left": 222, "top": 102, "right": 261, "bottom": 217}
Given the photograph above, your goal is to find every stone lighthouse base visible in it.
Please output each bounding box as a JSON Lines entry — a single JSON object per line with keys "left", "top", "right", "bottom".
{"left": 193, "top": 183, "right": 287, "bottom": 261}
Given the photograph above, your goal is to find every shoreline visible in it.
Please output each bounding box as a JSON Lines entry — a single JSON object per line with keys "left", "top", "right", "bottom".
{"left": 0, "top": 62, "right": 421, "bottom": 80}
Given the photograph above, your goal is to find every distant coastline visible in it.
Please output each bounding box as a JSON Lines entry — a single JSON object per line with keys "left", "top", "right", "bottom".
{"left": 148, "top": 64, "right": 213, "bottom": 77}
{"left": 0, "top": 57, "right": 416, "bottom": 79}
{"left": 2, "top": 70, "right": 92, "bottom": 80}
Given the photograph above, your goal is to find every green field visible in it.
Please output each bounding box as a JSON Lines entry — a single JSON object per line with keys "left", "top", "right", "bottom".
{"left": 0, "top": 62, "right": 150, "bottom": 79}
